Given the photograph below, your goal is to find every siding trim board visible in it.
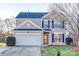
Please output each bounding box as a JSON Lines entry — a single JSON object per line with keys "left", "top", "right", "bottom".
{"left": 44, "top": 29, "right": 51, "bottom": 31}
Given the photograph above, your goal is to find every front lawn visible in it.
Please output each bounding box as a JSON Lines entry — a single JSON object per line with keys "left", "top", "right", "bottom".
{"left": 42, "top": 45, "right": 79, "bottom": 56}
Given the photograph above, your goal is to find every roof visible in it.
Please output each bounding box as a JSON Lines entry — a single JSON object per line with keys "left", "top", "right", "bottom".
{"left": 16, "top": 12, "right": 47, "bottom": 18}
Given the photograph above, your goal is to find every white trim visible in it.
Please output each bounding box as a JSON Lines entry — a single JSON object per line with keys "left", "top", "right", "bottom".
{"left": 17, "top": 20, "right": 28, "bottom": 28}
{"left": 28, "top": 20, "right": 42, "bottom": 29}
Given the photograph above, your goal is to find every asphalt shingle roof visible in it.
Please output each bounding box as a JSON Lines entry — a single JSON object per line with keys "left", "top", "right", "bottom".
{"left": 16, "top": 12, "right": 47, "bottom": 18}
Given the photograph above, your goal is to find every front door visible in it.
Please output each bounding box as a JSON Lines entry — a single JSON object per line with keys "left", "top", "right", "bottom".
{"left": 43, "top": 32, "right": 49, "bottom": 44}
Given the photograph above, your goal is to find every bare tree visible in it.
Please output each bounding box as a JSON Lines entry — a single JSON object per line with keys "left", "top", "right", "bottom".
{"left": 48, "top": 3, "right": 79, "bottom": 46}
{"left": 0, "top": 19, "right": 6, "bottom": 43}
{"left": 0, "top": 19, "right": 3, "bottom": 35}
{"left": 0, "top": 17, "right": 15, "bottom": 43}
{"left": 5, "top": 17, "right": 16, "bottom": 36}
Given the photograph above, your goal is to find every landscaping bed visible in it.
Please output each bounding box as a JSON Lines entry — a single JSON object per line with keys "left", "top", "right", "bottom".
{"left": 42, "top": 45, "right": 79, "bottom": 56}
{"left": 0, "top": 43, "right": 6, "bottom": 46}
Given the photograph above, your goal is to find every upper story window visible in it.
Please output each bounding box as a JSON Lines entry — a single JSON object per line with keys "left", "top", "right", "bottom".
{"left": 52, "top": 20, "right": 64, "bottom": 28}
{"left": 42, "top": 20, "right": 50, "bottom": 29}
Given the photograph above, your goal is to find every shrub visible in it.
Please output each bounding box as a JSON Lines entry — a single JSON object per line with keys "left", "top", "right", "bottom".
{"left": 6, "top": 36, "right": 16, "bottom": 46}
{"left": 66, "top": 37, "right": 73, "bottom": 45}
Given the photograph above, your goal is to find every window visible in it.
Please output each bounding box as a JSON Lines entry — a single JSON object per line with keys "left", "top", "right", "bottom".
{"left": 44, "top": 20, "right": 48, "bottom": 28}
{"left": 52, "top": 33, "right": 64, "bottom": 43}
{"left": 52, "top": 20, "right": 64, "bottom": 28}
{"left": 54, "top": 20, "right": 62, "bottom": 28}
{"left": 54, "top": 33, "right": 62, "bottom": 42}
{"left": 42, "top": 20, "right": 50, "bottom": 29}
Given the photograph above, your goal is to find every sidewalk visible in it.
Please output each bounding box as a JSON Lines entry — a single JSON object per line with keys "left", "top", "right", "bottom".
{"left": 0, "top": 46, "right": 11, "bottom": 54}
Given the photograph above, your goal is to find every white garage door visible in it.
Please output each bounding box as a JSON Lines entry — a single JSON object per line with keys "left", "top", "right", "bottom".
{"left": 15, "top": 32, "right": 42, "bottom": 46}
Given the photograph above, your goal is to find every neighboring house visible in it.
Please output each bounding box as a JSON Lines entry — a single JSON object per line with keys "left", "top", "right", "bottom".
{"left": 14, "top": 12, "right": 66, "bottom": 46}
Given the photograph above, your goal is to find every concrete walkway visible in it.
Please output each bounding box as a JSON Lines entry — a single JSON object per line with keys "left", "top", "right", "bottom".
{"left": 0, "top": 46, "right": 12, "bottom": 54}
{"left": 0, "top": 46, "right": 41, "bottom": 56}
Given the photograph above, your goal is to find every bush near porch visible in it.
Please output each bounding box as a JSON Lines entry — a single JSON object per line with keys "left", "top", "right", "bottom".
{"left": 42, "top": 45, "right": 79, "bottom": 56}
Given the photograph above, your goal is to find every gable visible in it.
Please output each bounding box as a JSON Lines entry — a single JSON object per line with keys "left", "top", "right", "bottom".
{"left": 16, "top": 20, "right": 42, "bottom": 29}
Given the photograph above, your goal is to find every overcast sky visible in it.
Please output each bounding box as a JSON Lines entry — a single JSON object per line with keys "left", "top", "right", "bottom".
{"left": 0, "top": 3, "right": 49, "bottom": 19}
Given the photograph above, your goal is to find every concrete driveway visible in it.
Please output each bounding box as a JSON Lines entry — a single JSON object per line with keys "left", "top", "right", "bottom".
{"left": 0, "top": 46, "right": 41, "bottom": 56}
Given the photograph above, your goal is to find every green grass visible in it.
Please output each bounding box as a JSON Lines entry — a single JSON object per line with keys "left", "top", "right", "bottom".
{"left": 42, "top": 45, "right": 79, "bottom": 56}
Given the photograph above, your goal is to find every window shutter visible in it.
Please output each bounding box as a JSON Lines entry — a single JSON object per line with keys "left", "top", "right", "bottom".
{"left": 52, "top": 20, "right": 54, "bottom": 28}
{"left": 48, "top": 20, "right": 50, "bottom": 28}
{"left": 52, "top": 33, "right": 54, "bottom": 42}
{"left": 62, "top": 21, "right": 64, "bottom": 28}
{"left": 42, "top": 21, "right": 44, "bottom": 28}
{"left": 62, "top": 34, "right": 64, "bottom": 42}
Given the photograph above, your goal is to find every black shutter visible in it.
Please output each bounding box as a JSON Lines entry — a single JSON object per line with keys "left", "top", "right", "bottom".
{"left": 62, "top": 21, "right": 64, "bottom": 28}
{"left": 48, "top": 20, "right": 50, "bottom": 28}
{"left": 52, "top": 33, "right": 54, "bottom": 42}
{"left": 42, "top": 21, "right": 44, "bottom": 28}
{"left": 62, "top": 34, "right": 64, "bottom": 42}
{"left": 52, "top": 20, "right": 54, "bottom": 28}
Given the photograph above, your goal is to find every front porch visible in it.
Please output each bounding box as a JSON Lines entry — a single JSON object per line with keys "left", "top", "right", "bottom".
{"left": 43, "top": 42, "right": 66, "bottom": 46}
{"left": 43, "top": 31, "right": 66, "bottom": 45}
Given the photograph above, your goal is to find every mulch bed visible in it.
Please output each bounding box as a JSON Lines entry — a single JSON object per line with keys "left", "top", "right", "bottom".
{"left": 73, "top": 46, "right": 79, "bottom": 51}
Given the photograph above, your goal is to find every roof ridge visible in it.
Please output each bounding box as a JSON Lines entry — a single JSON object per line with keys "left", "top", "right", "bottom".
{"left": 20, "top": 11, "right": 48, "bottom": 13}
{"left": 16, "top": 12, "right": 47, "bottom": 18}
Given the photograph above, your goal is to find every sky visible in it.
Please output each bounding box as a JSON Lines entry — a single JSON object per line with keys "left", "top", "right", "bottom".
{"left": 0, "top": 0, "right": 78, "bottom": 3}
{"left": 0, "top": 3, "right": 49, "bottom": 20}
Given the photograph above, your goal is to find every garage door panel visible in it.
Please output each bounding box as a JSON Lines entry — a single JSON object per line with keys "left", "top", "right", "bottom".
{"left": 15, "top": 32, "right": 42, "bottom": 46}
{"left": 15, "top": 33, "right": 41, "bottom": 36}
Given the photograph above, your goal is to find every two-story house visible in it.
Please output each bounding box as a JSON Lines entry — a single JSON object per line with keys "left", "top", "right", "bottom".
{"left": 14, "top": 12, "right": 66, "bottom": 46}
